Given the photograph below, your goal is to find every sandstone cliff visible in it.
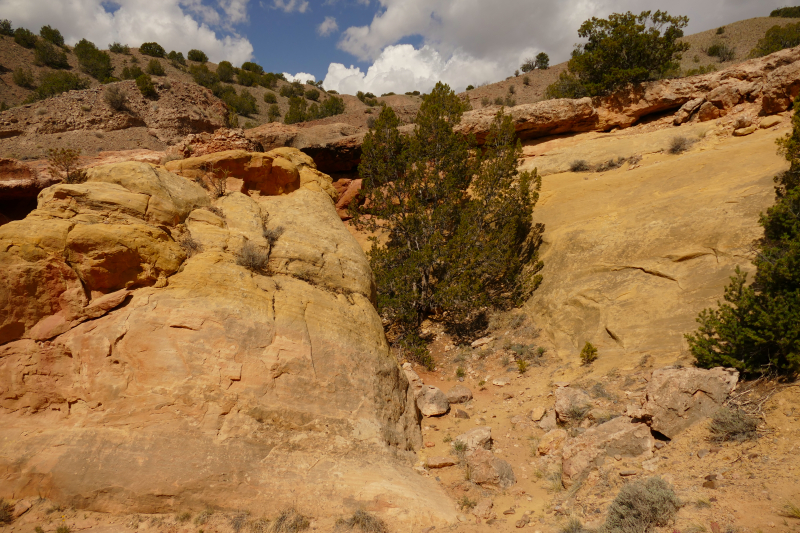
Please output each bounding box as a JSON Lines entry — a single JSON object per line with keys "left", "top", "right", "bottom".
{"left": 0, "top": 150, "right": 455, "bottom": 525}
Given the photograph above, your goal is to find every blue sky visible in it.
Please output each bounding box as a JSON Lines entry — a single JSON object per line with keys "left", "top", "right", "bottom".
{"left": 0, "top": 0, "right": 795, "bottom": 94}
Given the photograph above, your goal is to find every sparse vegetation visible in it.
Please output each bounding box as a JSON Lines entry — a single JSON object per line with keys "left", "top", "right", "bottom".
{"left": 56, "top": 526, "right": 71, "bottom": 533}
{"left": 781, "top": 502, "right": 800, "bottom": 519}
{"left": 179, "top": 235, "right": 203, "bottom": 257}
{"left": 48, "top": 148, "right": 86, "bottom": 184}
{"left": 264, "top": 91, "right": 277, "bottom": 104}
{"left": 121, "top": 65, "right": 145, "bottom": 80}
{"left": 709, "top": 407, "right": 759, "bottom": 442}
{"left": 570, "top": 160, "right": 591, "bottom": 172}
{"left": 0, "top": 500, "right": 12, "bottom": 524}
{"left": 139, "top": 42, "right": 166, "bottom": 58}
{"left": 34, "top": 40, "right": 70, "bottom": 69}
{"left": 104, "top": 85, "right": 128, "bottom": 111}
{"left": 522, "top": 76, "right": 530, "bottom": 86}
{"left": 771, "top": 7, "right": 800, "bottom": 17}
{"left": 0, "top": 19, "right": 13, "bottom": 37}
{"left": 188, "top": 49, "right": 208, "bottom": 63}
{"left": 238, "top": 69, "right": 260, "bottom": 87}
{"left": 268, "top": 104, "right": 281, "bottom": 122}
{"left": 669, "top": 135, "right": 694, "bottom": 154}
{"left": 272, "top": 508, "right": 310, "bottom": 533}
{"left": 215, "top": 61, "right": 234, "bottom": 83}
{"left": 136, "top": 74, "right": 157, "bottom": 98}
{"left": 167, "top": 50, "right": 186, "bottom": 66}
{"left": 237, "top": 241, "right": 270, "bottom": 273}
{"left": 451, "top": 440, "right": 467, "bottom": 458}
{"left": 561, "top": 518, "right": 586, "bottom": 533}
{"left": 175, "top": 511, "right": 192, "bottom": 523}
{"left": 546, "top": 11, "right": 689, "bottom": 98}
{"left": 22, "top": 71, "right": 89, "bottom": 103}
{"left": 335, "top": 510, "right": 388, "bottom": 533}
{"left": 13, "top": 67, "right": 36, "bottom": 88}
{"left": 109, "top": 42, "right": 130, "bottom": 54}
{"left": 457, "top": 496, "right": 477, "bottom": 511}
{"left": 305, "top": 88, "right": 320, "bottom": 101}
{"left": 241, "top": 61, "right": 264, "bottom": 75}
{"left": 716, "top": 26, "right": 725, "bottom": 35}
{"left": 600, "top": 477, "right": 681, "bottom": 533}
{"left": 705, "top": 42, "right": 736, "bottom": 62}
{"left": 353, "top": 84, "right": 541, "bottom": 366}
{"left": 146, "top": 59, "right": 165, "bottom": 76}
{"left": 685, "top": 64, "right": 717, "bottom": 76}
{"left": 284, "top": 94, "right": 345, "bottom": 124}
{"left": 74, "top": 39, "right": 114, "bottom": 81}
{"left": 357, "top": 91, "right": 379, "bottom": 106}
{"left": 456, "top": 366, "right": 466, "bottom": 378}
{"left": 14, "top": 27, "right": 37, "bottom": 48}
{"left": 580, "top": 341, "right": 598, "bottom": 365}
{"left": 750, "top": 22, "right": 800, "bottom": 57}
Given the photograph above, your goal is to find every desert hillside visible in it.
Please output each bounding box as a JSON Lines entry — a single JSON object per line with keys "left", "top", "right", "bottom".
{"left": 1, "top": 9, "right": 800, "bottom": 533}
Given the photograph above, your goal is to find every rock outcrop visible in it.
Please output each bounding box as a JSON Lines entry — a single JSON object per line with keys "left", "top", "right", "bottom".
{"left": 627, "top": 367, "right": 739, "bottom": 438}
{"left": 0, "top": 150, "right": 456, "bottom": 526}
{"left": 0, "top": 80, "right": 227, "bottom": 144}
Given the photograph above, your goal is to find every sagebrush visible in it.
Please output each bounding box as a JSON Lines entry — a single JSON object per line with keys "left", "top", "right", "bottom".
{"left": 600, "top": 477, "right": 681, "bottom": 533}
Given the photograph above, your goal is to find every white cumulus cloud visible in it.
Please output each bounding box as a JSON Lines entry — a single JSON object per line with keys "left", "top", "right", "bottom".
{"left": 329, "top": 0, "right": 792, "bottom": 95}
{"left": 271, "top": 0, "right": 309, "bottom": 13}
{"left": 317, "top": 16, "right": 339, "bottom": 37}
{"left": 0, "top": 0, "right": 254, "bottom": 64}
{"left": 284, "top": 72, "right": 316, "bottom": 83}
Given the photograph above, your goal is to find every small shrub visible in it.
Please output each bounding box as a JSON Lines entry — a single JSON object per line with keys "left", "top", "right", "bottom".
{"left": 508, "top": 85, "right": 516, "bottom": 95}
{"left": 39, "top": 25, "right": 65, "bottom": 46}
{"left": 272, "top": 508, "right": 310, "bottom": 533}
{"left": 493, "top": 96, "right": 504, "bottom": 105}
{"left": 600, "top": 477, "right": 681, "bottom": 533}
{"left": 56, "top": 526, "right": 71, "bottom": 533}
{"left": 561, "top": 518, "right": 586, "bottom": 533}
{"left": 685, "top": 65, "right": 717, "bottom": 76}
{"left": 0, "top": 500, "right": 12, "bottom": 524}
{"left": 176, "top": 512, "right": 192, "bottom": 523}
{"left": 166, "top": 50, "right": 186, "bottom": 66}
{"left": 261, "top": 72, "right": 280, "bottom": 89}
{"left": 146, "top": 59, "right": 165, "bottom": 76}
{"left": 264, "top": 91, "right": 277, "bottom": 104}
{"left": 709, "top": 407, "right": 758, "bottom": 442}
{"left": 241, "top": 61, "right": 264, "bottom": 74}
{"left": 705, "top": 43, "right": 735, "bottom": 62}
{"left": 669, "top": 136, "right": 694, "bottom": 154}
{"left": 35, "top": 527, "right": 45, "bottom": 533}
{"left": 109, "top": 42, "right": 130, "bottom": 54}
{"left": 195, "top": 509, "right": 214, "bottom": 525}
{"left": 139, "top": 41, "right": 166, "bottom": 57}
{"left": 781, "top": 502, "right": 800, "bottom": 519}
{"left": 451, "top": 440, "right": 467, "bottom": 458}
{"left": 13, "top": 67, "right": 35, "bottom": 88}
{"left": 121, "top": 65, "right": 145, "bottom": 80}
{"left": 547, "top": 468, "right": 564, "bottom": 493}
{"left": 465, "top": 84, "right": 474, "bottom": 90}
{"left": 34, "top": 40, "right": 69, "bottom": 68}
{"left": 48, "top": 148, "right": 86, "bottom": 183}
{"left": 14, "top": 27, "right": 37, "bottom": 48}
{"left": 237, "top": 241, "right": 270, "bottom": 273}
{"left": 457, "top": 496, "right": 477, "bottom": 511}
{"left": 570, "top": 160, "right": 591, "bottom": 172}
{"left": 268, "top": 104, "right": 281, "bottom": 122}
{"left": 535, "top": 52, "right": 550, "bottom": 70}
{"left": 187, "top": 49, "right": 208, "bottom": 63}
{"left": 104, "top": 85, "right": 128, "bottom": 111}
{"left": 522, "top": 76, "right": 530, "bottom": 86}
{"left": 180, "top": 235, "right": 203, "bottom": 257}
{"left": 517, "top": 359, "right": 529, "bottom": 373}
{"left": 237, "top": 69, "right": 260, "bottom": 87}
{"left": 0, "top": 19, "right": 13, "bottom": 36}
{"left": 189, "top": 64, "right": 219, "bottom": 88}
{"left": 580, "top": 342, "right": 598, "bottom": 365}
{"left": 480, "top": 96, "right": 490, "bottom": 107}
{"left": 716, "top": 26, "right": 725, "bottom": 35}
{"left": 305, "top": 88, "right": 320, "bottom": 101}
{"left": 335, "top": 510, "right": 388, "bottom": 533}
{"left": 136, "top": 74, "right": 157, "bottom": 98}
{"left": 595, "top": 157, "right": 627, "bottom": 172}
{"left": 456, "top": 366, "right": 466, "bottom": 378}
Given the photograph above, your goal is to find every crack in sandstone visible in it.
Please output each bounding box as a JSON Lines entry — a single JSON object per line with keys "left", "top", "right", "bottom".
{"left": 611, "top": 265, "right": 683, "bottom": 290}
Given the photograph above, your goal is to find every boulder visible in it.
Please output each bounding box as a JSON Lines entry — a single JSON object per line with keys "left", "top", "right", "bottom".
{"left": 627, "top": 366, "right": 739, "bottom": 438}
{"left": 472, "top": 499, "right": 495, "bottom": 520}
{"left": 454, "top": 426, "right": 492, "bottom": 452}
{"left": 734, "top": 125, "right": 758, "bottom": 136}
{"left": 698, "top": 102, "right": 721, "bottom": 122}
{"left": 466, "top": 448, "right": 516, "bottom": 489}
{"left": 0, "top": 149, "right": 456, "bottom": 527}
{"left": 417, "top": 385, "right": 450, "bottom": 417}
{"left": 446, "top": 384, "right": 473, "bottom": 404}
{"left": 561, "top": 417, "right": 653, "bottom": 487}
{"left": 537, "top": 429, "right": 568, "bottom": 456}
{"left": 760, "top": 116, "right": 783, "bottom": 129}
{"left": 706, "top": 85, "right": 742, "bottom": 110}
{"left": 538, "top": 410, "right": 557, "bottom": 431}
{"left": 554, "top": 387, "right": 592, "bottom": 424}
{"left": 530, "top": 406, "right": 546, "bottom": 422}
{"left": 403, "top": 365, "right": 424, "bottom": 397}
{"left": 673, "top": 97, "right": 705, "bottom": 125}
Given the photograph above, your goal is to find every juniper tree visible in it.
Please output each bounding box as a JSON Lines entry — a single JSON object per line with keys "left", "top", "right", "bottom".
{"left": 686, "top": 94, "right": 800, "bottom": 376}
{"left": 352, "top": 82, "right": 542, "bottom": 367}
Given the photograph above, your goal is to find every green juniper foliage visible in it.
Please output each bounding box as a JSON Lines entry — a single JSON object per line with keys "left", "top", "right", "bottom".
{"left": 686, "top": 94, "right": 800, "bottom": 376}
{"left": 187, "top": 49, "right": 208, "bottom": 63}
{"left": 74, "top": 39, "right": 114, "bottom": 81}
{"left": 34, "top": 40, "right": 69, "bottom": 69}
{"left": 352, "top": 83, "right": 542, "bottom": 367}
{"left": 139, "top": 42, "right": 165, "bottom": 57}
{"left": 14, "top": 27, "right": 37, "bottom": 48}
{"left": 23, "top": 71, "right": 89, "bottom": 103}
{"left": 39, "top": 25, "right": 64, "bottom": 47}
{"left": 750, "top": 22, "right": 800, "bottom": 57}
{"left": 217, "top": 61, "right": 235, "bottom": 83}
{"left": 771, "top": 7, "right": 800, "bottom": 17}
{"left": 546, "top": 10, "right": 688, "bottom": 98}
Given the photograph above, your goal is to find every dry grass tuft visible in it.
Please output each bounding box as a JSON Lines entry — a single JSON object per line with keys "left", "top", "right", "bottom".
{"left": 335, "top": 510, "right": 388, "bottom": 533}
{"left": 709, "top": 407, "right": 759, "bottom": 443}
{"left": 272, "top": 508, "right": 310, "bottom": 533}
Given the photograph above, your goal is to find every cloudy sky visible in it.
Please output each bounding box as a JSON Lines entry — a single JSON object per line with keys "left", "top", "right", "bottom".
{"left": 0, "top": 0, "right": 793, "bottom": 94}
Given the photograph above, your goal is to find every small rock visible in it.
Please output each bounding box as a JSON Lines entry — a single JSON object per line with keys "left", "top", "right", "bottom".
{"left": 503, "top": 508, "right": 516, "bottom": 515}
{"left": 454, "top": 426, "right": 493, "bottom": 452}
{"left": 471, "top": 336, "right": 494, "bottom": 348}
{"left": 13, "top": 499, "right": 32, "bottom": 518}
{"left": 457, "top": 514, "right": 468, "bottom": 523}
{"left": 425, "top": 441, "right": 436, "bottom": 448}
{"left": 698, "top": 449, "right": 709, "bottom": 459}
{"left": 619, "top": 470, "right": 638, "bottom": 476}
{"left": 454, "top": 409, "right": 470, "bottom": 419}
{"left": 417, "top": 385, "right": 450, "bottom": 417}
{"left": 703, "top": 479, "right": 719, "bottom": 489}
{"left": 427, "top": 456, "right": 458, "bottom": 468}
{"left": 733, "top": 125, "right": 757, "bottom": 136}
{"left": 530, "top": 406, "right": 546, "bottom": 421}
{"left": 493, "top": 379, "right": 510, "bottom": 387}
{"left": 654, "top": 441, "right": 665, "bottom": 450}
{"left": 467, "top": 448, "right": 516, "bottom": 489}
{"left": 472, "top": 498, "right": 495, "bottom": 520}
{"left": 760, "top": 116, "right": 782, "bottom": 129}
{"left": 446, "top": 384, "right": 473, "bottom": 404}
{"left": 515, "top": 515, "right": 531, "bottom": 528}
{"left": 538, "top": 410, "right": 557, "bottom": 431}
{"left": 710, "top": 446, "right": 722, "bottom": 453}
{"left": 503, "top": 392, "right": 515, "bottom": 400}
{"left": 537, "top": 428, "right": 568, "bottom": 456}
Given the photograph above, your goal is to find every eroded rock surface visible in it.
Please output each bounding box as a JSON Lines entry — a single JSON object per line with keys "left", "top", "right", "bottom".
{"left": 0, "top": 150, "right": 455, "bottom": 526}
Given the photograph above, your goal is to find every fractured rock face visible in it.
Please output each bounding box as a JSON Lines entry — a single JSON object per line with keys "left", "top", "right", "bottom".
{"left": 0, "top": 149, "right": 455, "bottom": 526}
{"left": 627, "top": 366, "right": 739, "bottom": 439}
{"left": 561, "top": 416, "right": 653, "bottom": 487}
